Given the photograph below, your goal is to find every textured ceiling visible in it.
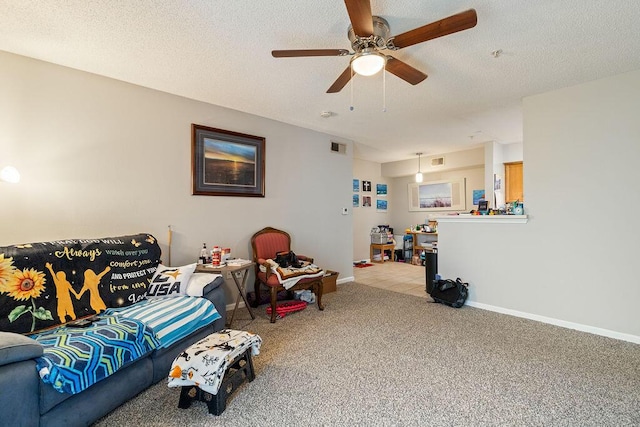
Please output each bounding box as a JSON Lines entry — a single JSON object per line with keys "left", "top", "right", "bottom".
{"left": 2, "top": 0, "right": 640, "bottom": 162}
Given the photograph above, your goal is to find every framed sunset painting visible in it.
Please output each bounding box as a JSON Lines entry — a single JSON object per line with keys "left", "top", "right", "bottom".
{"left": 192, "top": 124, "right": 265, "bottom": 197}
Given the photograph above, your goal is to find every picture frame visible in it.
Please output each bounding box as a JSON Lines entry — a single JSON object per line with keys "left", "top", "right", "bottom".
{"left": 353, "top": 179, "right": 360, "bottom": 192}
{"left": 408, "top": 178, "right": 466, "bottom": 212}
{"left": 192, "top": 124, "right": 265, "bottom": 197}
{"left": 353, "top": 194, "right": 360, "bottom": 207}
{"left": 472, "top": 189, "right": 486, "bottom": 205}
{"left": 376, "top": 183, "right": 387, "bottom": 196}
{"left": 362, "top": 180, "right": 372, "bottom": 192}
{"left": 376, "top": 199, "right": 388, "bottom": 211}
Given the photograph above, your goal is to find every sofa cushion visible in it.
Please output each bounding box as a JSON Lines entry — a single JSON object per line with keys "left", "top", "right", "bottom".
{"left": 146, "top": 263, "right": 196, "bottom": 298}
{"left": 0, "top": 332, "right": 43, "bottom": 365}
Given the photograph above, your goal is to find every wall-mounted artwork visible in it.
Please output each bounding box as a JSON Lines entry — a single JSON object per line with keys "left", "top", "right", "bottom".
{"left": 192, "top": 124, "right": 265, "bottom": 197}
{"left": 363, "top": 196, "right": 372, "bottom": 207}
{"left": 472, "top": 189, "right": 485, "bottom": 205}
{"left": 362, "top": 180, "right": 372, "bottom": 192}
{"left": 376, "top": 183, "right": 387, "bottom": 196}
{"left": 377, "top": 199, "right": 388, "bottom": 211}
{"left": 408, "top": 178, "right": 466, "bottom": 212}
{"left": 353, "top": 194, "right": 359, "bottom": 207}
{"left": 353, "top": 179, "right": 360, "bottom": 192}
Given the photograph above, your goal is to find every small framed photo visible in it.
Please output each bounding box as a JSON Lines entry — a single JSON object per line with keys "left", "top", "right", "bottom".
{"left": 362, "top": 180, "right": 372, "bottom": 192}
{"left": 192, "top": 124, "right": 265, "bottom": 197}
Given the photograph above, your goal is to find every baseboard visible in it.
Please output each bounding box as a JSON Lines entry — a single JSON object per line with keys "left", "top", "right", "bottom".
{"left": 346, "top": 274, "right": 639, "bottom": 343}
{"left": 226, "top": 301, "right": 246, "bottom": 312}
{"left": 467, "top": 300, "right": 640, "bottom": 345}
{"left": 337, "top": 276, "right": 354, "bottom": 284}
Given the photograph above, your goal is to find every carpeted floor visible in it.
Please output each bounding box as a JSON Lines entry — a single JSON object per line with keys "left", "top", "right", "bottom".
{"left": 94, "top": 283, "right": 640, "bottom": 426}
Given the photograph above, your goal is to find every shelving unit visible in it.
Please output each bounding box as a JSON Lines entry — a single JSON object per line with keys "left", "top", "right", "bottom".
{"left": 405, "top": 232, "right": 438, "bottom": 259}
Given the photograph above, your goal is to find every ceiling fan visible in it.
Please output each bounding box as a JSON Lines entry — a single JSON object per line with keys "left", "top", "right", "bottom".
{"left": 272, "top": 0, "right": 477, "bottom": 93}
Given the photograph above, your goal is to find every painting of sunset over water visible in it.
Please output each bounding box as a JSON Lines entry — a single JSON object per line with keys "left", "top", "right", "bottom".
{"left": 203, "top": 138, "right": 256, "bottom": 186}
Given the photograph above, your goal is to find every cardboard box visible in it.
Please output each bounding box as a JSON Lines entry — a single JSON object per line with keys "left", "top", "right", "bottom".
{"left": 322, "top": 270, "right": 339, "bottom": 293}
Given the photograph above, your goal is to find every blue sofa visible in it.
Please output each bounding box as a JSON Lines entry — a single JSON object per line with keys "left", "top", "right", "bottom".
{"left": 0, "top": 235, "right": 227, "bottom": 427}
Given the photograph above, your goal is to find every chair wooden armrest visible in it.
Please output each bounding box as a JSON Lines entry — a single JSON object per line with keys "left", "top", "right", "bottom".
{"left": 257, "top": 258, "right": 271, "bottom": 279}
{"left": 297, "top": 255, "right": 314, "bottom": 264}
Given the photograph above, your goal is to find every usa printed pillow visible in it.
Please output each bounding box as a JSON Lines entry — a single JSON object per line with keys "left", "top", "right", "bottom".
{"left": 146, "top": 264, "right": 196, "bottom": 298}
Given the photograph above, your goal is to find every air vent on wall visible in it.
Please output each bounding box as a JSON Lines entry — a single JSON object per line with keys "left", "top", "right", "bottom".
{"left": 431, "top": 156, "right": 445, "bottom": 166}
{"left": 330, "top": 142, "right": 347, "bottom": 154}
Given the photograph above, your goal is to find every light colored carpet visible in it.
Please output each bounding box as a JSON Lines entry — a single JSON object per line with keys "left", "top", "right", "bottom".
{"left": 94, "top": 283, "right": 640, "bottom": 426}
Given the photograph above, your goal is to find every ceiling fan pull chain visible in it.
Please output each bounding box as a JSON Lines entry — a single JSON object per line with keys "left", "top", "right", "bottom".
{"left": 350, "top": 63, "right": 354, "bottom": 111}
{"left": 382, "top": 61, "right": 387, "bottom": 112}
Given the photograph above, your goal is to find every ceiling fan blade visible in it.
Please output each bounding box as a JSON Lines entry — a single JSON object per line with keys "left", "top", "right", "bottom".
{"left": 344, "top": 0, "right": 374, "bottom": 36}
{"left": 385, "top": 56, "right": 427, "bottom": 85}
{"left": 392, "top": 9, "right": 477, "bottom": 50}
{"left": 327, "top": 67, "right": 353, "bottom": 93}
{"left": 272, "top": 49, "right": 350, "bottom": 58}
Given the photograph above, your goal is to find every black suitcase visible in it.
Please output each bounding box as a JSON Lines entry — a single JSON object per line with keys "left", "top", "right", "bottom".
{"left": 430, "top": 278, "right": 469, "bottom": 308}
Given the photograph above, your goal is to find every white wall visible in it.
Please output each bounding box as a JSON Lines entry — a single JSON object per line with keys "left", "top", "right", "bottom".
{"left": 352, "top": 158, "right": 391, "bottom": 261}
{"left": 502, "top": 142, "right": 523, "bottom": 163}
{"left": 0, "top": 51, "right": 355, "bottom": 303}
{"left": 438, "top": 69, "right": 640, "bottom": 342}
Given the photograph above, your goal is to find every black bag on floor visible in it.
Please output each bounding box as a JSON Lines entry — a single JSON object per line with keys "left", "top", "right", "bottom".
{"left": 430, "top": 278, "right": 469, "bottom": 308}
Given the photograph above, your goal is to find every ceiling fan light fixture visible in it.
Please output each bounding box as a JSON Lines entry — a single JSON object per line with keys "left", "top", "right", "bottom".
{"left": 351, "top": 49, "right": 386, "bottom": 76}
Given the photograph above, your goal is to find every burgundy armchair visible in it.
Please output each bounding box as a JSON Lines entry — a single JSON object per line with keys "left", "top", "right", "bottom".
{"left": 250, "top": 227, "right": 324, "bottom": 323}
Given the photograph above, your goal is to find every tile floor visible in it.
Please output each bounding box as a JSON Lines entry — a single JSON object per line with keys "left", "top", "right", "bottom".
{"left": 353, "top": 261, "right": 428, "bottom": 299}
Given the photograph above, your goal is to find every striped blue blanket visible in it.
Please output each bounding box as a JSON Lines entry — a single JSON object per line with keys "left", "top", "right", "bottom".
{"left": 31, "top": 317, "right": 159, "bottom": 394}
{"left": 105, "top": 296, "right": 221, "bottom": 349}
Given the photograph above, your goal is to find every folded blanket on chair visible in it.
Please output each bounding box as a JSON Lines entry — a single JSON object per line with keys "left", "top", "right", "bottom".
{"left": 260, "top": 259, "right": 324, "bottom": 290}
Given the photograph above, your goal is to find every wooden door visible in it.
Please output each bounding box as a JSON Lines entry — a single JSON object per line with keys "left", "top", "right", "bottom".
{"left": 505, "top": 161, "right": 523, "bottom": 203}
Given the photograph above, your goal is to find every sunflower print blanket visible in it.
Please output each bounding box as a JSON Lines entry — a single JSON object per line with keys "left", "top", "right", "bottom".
{"left": 30, "top": 316, "right": 159, "bottom": 394}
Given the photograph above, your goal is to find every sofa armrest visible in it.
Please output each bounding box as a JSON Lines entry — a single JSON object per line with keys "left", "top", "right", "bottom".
{"left": 0, "top": 332, "right": 43, "bottom": 367}
{"left": 201, "top": 275, "right": 227, "bottom": 328}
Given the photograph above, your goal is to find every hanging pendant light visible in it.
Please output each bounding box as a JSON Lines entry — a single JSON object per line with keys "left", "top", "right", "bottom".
{"left": 415, "top": 153, "right": 423, "bottom": 183}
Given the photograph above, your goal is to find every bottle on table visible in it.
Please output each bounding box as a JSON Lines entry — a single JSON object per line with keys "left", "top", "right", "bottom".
{"left": 199, "top": 243, "right": 208, "bottom": 264}
{"left": 211, "top": 246, "right": 221, "bottom": 267}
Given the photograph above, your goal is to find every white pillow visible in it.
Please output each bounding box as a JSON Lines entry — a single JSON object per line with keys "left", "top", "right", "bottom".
{"left": 147, "top": 263, "right": 196, "bottom": 298}
{"left": 186, "top": 273, "right": 222, "bottom": 297}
